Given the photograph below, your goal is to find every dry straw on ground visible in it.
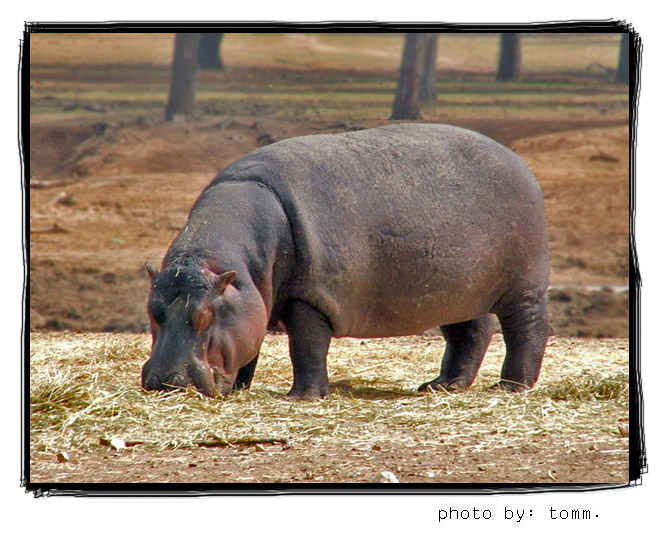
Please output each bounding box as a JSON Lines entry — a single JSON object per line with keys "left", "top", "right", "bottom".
{"left": 29, "top": 332, "right": 629, "bottom": 483}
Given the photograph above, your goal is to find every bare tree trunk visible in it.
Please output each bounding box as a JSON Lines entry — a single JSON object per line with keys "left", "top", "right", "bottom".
{"left": 420, "top": 34, "right": 438, "bottom": 103}
{"left": 198, "top": 33, "right": 224, "bottom": 70}
{"left": 165, "top": 33, "right": 202, "bottom": 122}
{"left": 391, "top": 33, "right": 431, "bottom": 120}
{"left": 615, "top": 33, "right": 629, "bottom": 84}
{"left": 497, "top": 33, "right": 521, "bottom": 81}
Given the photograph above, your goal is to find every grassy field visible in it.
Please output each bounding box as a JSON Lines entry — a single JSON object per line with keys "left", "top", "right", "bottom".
{"left": 29, "top": 33, "right": 626, "bottom": 121}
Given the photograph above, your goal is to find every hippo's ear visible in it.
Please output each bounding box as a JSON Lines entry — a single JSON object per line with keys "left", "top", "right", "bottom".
{"left": 144, "top": 262, "right": 159, "bottom": 283}
{"left": 211, "top": 270, "right": 236, "bottom": 294}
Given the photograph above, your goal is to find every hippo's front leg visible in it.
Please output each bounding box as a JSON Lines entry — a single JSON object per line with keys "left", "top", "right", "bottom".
{"left": 233, "top": 353, "right": 259, "bottom": 391}
{"left": 282, "top": 300, "right": 333, "bottom": 399}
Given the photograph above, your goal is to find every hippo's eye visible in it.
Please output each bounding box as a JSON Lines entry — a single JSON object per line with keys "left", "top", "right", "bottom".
{"left": 149, "top": 302, "right": 166, "bottom": 325}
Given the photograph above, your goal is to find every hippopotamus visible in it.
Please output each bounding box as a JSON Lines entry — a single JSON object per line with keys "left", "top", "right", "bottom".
{"left": 141, "top": 123, "right": 550, "bottom": 399}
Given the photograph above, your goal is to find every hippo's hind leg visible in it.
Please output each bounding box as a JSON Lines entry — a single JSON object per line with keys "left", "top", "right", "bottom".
{"left": 496, "top": 294, "right": 550, "bottom": 391}
{"left": 233, "top": 353, "right": 259, "bottom": 391}
{"left": 282, "top": 299, "right": 333, "bottom": 399}
{"left": 419, "top": 315, "right": 495, "bottom": 392}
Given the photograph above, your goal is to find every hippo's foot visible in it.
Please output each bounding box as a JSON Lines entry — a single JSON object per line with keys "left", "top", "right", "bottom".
{"left": 420, "top": 316, "right": 495, "bottom": 394}
{"left": 490, "top": 379, "right": 530, "bottom": 393}
{"left": 418, "top": 376, "right": 471, "bottom": 393}
{"left": 282, "top": 299, "right": 333, "bottom": 401}
{"left": 287, "top": 382, "right": 331, "bottom": 400}
{"left": 497, "top": 295, "right": 550, "bottom": 390}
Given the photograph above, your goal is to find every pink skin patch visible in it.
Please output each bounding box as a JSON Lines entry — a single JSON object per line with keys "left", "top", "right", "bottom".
{"left": 191, "top": 301, "right": 214, "bottom": 333}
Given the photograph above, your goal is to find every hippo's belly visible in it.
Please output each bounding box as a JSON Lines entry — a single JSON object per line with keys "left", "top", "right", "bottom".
{"left": 308, "top": 221, "right": 510, "bottom": 338}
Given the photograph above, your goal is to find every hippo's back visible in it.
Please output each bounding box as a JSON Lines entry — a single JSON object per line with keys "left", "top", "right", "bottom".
{"left": 212, "top": 124, "right": 548, "bottom": 337}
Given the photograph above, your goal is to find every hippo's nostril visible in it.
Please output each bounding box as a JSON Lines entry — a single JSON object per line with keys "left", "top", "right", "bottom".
{"left": 165, "top": 373, "right": 187, "bottom": 388}
{"left": 143, "top": 374, "right": 162, "bottom": 391}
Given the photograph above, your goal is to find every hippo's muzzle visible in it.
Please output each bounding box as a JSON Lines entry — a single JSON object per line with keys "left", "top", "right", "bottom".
{"left": 141, "top": 358, "right": 221, "bottom": 397}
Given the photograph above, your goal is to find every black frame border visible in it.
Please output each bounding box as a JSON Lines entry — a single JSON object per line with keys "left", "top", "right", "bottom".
{"left": 21, "top": 19, "right": 644, "bottom": 497}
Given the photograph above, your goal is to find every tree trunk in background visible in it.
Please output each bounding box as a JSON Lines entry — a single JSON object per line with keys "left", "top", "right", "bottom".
{"left": 419, "top": 34, "right": 438, "bottom": 103}
{"left": 615, "top": 33, "right": 629, "bottom": 84}
{"left": 497, "top": 33, "right": 521, "bottom": 81}
{"left": 391, "top": 33, "right": 431, "bottom": 120}
{"left": 198, "top": 33, "right": 224, "bottom": 70}
{"left": 165, "top": 33, "right": 202, "bottom": 122}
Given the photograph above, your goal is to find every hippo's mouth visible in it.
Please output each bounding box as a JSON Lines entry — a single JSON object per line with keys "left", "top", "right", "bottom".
{"left": 141, "top": 357, "right": 234, "bottom": 398}
{"left": 160, "top": 362, "right": 229, "bottom": 398}
{"left": 211, "top": 365, "right": 235, "bottom": 397}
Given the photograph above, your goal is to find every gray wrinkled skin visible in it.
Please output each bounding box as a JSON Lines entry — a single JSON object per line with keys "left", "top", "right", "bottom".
{"left": 214, "top": 123, "right": 548, "bottom": 337}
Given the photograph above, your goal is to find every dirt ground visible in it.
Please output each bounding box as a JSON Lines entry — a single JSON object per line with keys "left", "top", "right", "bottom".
{"left": 31, "top": 433, "right": 628, "bottom": 485}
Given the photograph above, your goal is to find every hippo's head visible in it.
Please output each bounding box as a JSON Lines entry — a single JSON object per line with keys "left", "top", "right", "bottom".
{"left": 141, "top": 257, "right": 267, "bottom": 397}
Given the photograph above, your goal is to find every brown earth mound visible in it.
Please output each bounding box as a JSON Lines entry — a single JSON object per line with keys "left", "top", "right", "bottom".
{"left": 29, "top": 118, "right": 629, "bottom": 336}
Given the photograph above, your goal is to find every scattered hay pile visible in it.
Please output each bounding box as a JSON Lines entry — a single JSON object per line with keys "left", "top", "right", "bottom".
{"left": 29, "top": 332, "right": 629, "bottom": 483}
